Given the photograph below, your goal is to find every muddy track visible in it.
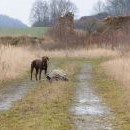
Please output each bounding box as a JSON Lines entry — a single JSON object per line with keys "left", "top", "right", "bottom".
{"left": 0, "top": 79, "right": 37, "bottom": 111}
{"left": 0, "top": 61, "right": 118, "bottom": 130}
{"left": 71, "top": 64, "right": 115, "bottom": 130}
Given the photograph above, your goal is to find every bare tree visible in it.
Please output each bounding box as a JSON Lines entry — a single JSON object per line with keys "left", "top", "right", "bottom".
{"left": 105, "top": 0, "right": 130, "bottom": 16}
{"left": 30, "top": 0, "right": 77, "bottom": 26}
{"left": 85, "top": 20, "right": 97, "bottom": 35}
{"left": 94, "top": 0, "right": 130, "bottom": 16}
{"left": 49, "top": 0, "right": 77, "bottom": 25}
{"left": 30, "top": 0, "right": 49, "bottom": 26}
{"left": 94, "top": 0, "right": 105, "bottom": 14}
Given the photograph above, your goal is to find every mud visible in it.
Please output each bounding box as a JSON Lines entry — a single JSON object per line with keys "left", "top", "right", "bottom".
{"left": 0, "top": 80, "right": 37, "bottom": 111}
{"left": 71, "top": 64, "right": 115, "bottom": 130}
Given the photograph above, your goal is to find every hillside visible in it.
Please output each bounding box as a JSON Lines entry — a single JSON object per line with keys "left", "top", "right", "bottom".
{"left": 80, "top": 12, "right": 109, "bottom": 21}
{"left": 75, "top": 12, "right": 109, "bottom": 30}
{"left": 0, "top": 15, "right": 27, "bottom": 28}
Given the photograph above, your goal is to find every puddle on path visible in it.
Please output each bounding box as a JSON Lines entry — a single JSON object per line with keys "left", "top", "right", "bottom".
{"left": 0, "top": 80, "right": 37, "bottom": 111}
{"left": 71, "top": 64, "right": 115, "bottom": 130}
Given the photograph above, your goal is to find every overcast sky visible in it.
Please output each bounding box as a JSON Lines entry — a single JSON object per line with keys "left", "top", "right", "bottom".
{"left": 0, "top": 0, "right": 104, "bottom": 26}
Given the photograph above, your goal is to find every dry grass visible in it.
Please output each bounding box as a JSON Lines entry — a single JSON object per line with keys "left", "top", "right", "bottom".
{"left": 0, "top": 45, "right": 35, "bottom": 82}
{"left": 0, "top": 45, "right": 119, "bottom": 83}
{"left": 34, "top": 48, "right": 119, "bottom": 58}
{"left": 93, "top": 60, "right": 130, "bottom": 130}
{"left": 102, "top": 56, "right": 130, "bottom": 107}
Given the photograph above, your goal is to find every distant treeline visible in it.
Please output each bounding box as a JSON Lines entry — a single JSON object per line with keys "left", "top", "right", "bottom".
{"left": 94, "top": 0, "right": 130, "bottom": 16}
{"left": 30, "top": 0, "right": 77, "bottom": 27}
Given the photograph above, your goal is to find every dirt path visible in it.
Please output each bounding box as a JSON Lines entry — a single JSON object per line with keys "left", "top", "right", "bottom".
{"left": 0, "top": 61, "right": 58, "bottom": 111}
{"left": 0, "top": 60, "right": 117, "bottom": 129}
{"left": 71, "top": 64, "right": 115, "bottom": 130}
{"left": 0, "top": 79, "right": 38, "bottom": 111}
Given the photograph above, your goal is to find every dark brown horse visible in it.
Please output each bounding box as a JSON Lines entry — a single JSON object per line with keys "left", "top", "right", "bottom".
{"left": 31, "top": 56, "right": 49, "bottom": 80}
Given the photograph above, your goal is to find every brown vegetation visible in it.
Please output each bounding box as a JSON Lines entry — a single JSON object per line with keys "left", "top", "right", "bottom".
{"left": 51, "top": 12, "right": 75, "bottom": 43}
{"left": 0, "top": 44, "right": 119, "bottom": 83}
{"left": 0, "top": 36, "right": 44, "bottom": 46}
{"left": 1, "top": 15, "right": 130, "bottom": 51}
{"left": 0, "top": 45, "right": 35, "bottom": 82}
{"left": 102, "top": 57, "right": 130, "bottom": 107}
{"left": 104, "top": 16, "right": 130, "bottom": 31}
{"left": 49, "top": 11, "right": 130, "bottom": 51}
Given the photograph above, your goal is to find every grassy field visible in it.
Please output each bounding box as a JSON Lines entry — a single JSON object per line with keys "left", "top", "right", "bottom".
{"left": 0, "top": 27, "right": 48, "bottom": 37}
{"left": 0, "top": 58, "right": 130, "bottom": 130}
{"left": 0, "top": 45, "right": 130, "bottom": 130}
{"left": 0, "top": 58, "right": 81, "bottom": 130}
{"left": 0, "top": 45, "right": 119, "bottom": 83}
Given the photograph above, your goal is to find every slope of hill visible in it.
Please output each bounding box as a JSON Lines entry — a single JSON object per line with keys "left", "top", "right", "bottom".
{"left": 75, "top": 12, "right": 109, "bottom": 30}
{"left": 80, "top": 12, "right": 109, "bottom": 21}
{"left": 0, "top": 15, "right": 27, "bottom": 28}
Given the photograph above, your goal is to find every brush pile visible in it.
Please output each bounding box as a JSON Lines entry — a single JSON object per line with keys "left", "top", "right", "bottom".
{"left": 104, "top": 16, "right": 130, "bottom": 29}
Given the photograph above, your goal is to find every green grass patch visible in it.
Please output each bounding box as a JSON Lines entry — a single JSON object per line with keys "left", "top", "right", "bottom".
{"left": 0, "top": 27, "right": 49, "bottom": 37}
